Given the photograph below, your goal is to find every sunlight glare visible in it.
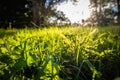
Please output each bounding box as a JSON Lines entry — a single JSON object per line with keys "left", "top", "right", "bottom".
{"left": 57, "top": 0, "right": 91, "bottom": 23}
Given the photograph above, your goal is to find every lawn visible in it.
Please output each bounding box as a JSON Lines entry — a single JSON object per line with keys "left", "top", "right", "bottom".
{"left": 0, "top": 26, "right": 120, "bottom": 80}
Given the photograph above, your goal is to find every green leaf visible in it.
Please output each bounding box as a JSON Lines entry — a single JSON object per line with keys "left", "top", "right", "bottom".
{"left": 27, "top": 52, "right": 38, "bottom": 66}
{"left": 0, "top": 54, "right": 13, "bottom": 65}
{"left": 29, "top": 52, "right": 39, "bottom": 61}
{"left": 13, "top": 57, "right": 27, "bottom": 70}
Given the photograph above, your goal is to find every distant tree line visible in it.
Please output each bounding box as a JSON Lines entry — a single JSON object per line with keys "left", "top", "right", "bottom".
{"left": 0, "top": 0, "right": 119, "bottom": 28}
{"left": 88, "top": 0, "right": 120, "bottom": 26}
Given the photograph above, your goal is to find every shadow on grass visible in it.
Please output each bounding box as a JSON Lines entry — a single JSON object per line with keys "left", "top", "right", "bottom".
{"left": 0, "top": 29, "right": 17, "bottom": 38}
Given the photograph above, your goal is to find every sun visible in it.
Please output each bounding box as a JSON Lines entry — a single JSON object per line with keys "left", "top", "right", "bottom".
{"left": 57, "top": 0, "right": 91, "bottom": 23}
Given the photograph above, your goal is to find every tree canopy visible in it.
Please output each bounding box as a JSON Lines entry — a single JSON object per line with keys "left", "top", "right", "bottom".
{"left": 88, "top": 0, "right": 120, "bottom": 25}
{"left": 0, "top": 0, "right": 78, "bottom": 28}
{"left": 0, "top": 0, "right": 119, "bottom": 28}
{"left": 0, "top": 0, "right": 32, "bottom": 28}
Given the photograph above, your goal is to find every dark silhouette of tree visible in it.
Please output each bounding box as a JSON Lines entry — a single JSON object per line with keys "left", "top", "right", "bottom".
{"left": 29, "top": 0, "right": 78, "bottom": 26}
{"left": 117, "top": 0, "right": 120, "bottom": 24}
{"left": 0, "top": 0, "right": 32, "bottom": 28}
{"left": 0, "top": 0, "right": 78, "bottom": 28}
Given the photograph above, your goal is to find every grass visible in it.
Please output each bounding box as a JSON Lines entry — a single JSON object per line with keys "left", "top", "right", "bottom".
{"left": 0, "top": 26, "right": 120, "bottom": 80}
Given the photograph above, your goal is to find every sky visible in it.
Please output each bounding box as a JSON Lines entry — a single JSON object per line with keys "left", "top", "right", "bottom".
{"left": 56, "top": 0, "right": 91, "bottom": 23}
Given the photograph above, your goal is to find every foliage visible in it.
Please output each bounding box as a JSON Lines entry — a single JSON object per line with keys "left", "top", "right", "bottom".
{"left": 0, "top": 0, "right": 32, "bottom": 28}
{"left": 0, "top": 26, "right": 120, "bottom": 80}
{"left": 0, "top": 0, "right": 78, "bottom": 28}
{"left": 89, "top": 0, "right": 120, "bottom": 26}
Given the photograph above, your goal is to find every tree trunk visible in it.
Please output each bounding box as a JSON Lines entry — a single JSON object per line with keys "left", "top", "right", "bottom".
{"left": 94, "top": 0, "right": 99, "bottom": 25}
{"left": 117, "top": 0, "right": 120, "bottom": 24}
{"left": 31, "top": 0, "right": 46, "bottom": 26}
{"left": 32, "top": 0, "right": 40, "bottom": 26}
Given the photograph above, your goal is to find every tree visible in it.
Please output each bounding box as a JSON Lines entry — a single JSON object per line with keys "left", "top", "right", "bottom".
{"left": 89, "top": 0, "right": 120, "bottom": 25}
{"left": 117, "top": 0, "right": 120, "bottom": 24}
{"left": 29, "top": 0, "right": 78, "bottom": 26}
{"left": 0, "top": 0, "right": 78, "bottom": 28}
{"left": 89, "top": 0, "right": 110, "bottom": 25}
{"left": 0, "top": 0, "right": 32, "bottom": 28}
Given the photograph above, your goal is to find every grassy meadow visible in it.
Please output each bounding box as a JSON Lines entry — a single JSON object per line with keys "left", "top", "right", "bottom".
{"left": 0, "top": 26, "right": 120, "bottom": 80}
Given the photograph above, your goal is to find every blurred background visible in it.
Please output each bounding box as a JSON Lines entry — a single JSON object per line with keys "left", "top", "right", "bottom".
{"left": 0, "top": 0, "right": 120, "bottom": 28}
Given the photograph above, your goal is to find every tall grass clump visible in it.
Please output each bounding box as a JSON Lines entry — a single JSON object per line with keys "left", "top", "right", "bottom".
{"left": 0, "top": 26, "right": 120, "bottom": 80}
